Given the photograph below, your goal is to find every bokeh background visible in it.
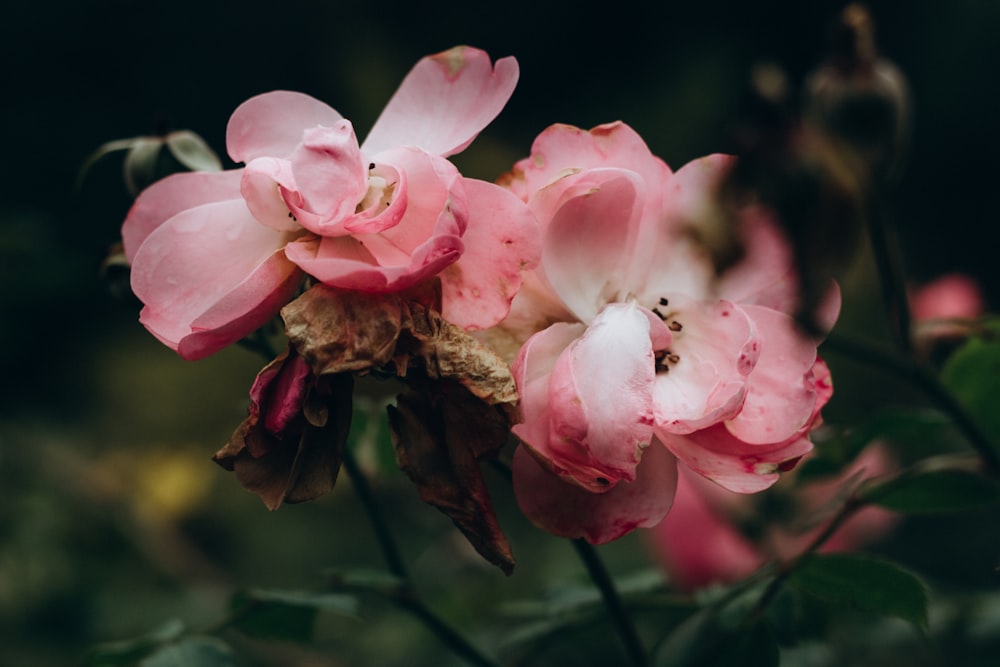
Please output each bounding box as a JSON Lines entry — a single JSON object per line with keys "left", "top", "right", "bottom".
{"left": 3, "top": 1, "right": 1000, "bottom": 665}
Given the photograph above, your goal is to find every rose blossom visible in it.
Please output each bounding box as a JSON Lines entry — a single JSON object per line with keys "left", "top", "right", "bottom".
{"left": 494, "top": 122, "right": 839, "bottom": 544}
{"left": 122, "top": 46, "right": 538, "bottom": 360}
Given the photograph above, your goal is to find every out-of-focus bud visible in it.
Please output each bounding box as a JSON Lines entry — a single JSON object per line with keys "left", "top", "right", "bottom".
{"left": 911, "top": 273, "right": 986, "bottom": 360}
{"left": 78, "top": 129, "right": 222, "bottom": 197}
{"left": 805, "top": 3, "right": 911, "bottom": 185}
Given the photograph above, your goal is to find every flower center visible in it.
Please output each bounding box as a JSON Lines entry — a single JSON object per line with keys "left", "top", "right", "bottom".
{"left": 356, "top": 163, "right": 397, "bottom": 213}
{"left": 651, "top": 296, "right": 683, "bottom": 374}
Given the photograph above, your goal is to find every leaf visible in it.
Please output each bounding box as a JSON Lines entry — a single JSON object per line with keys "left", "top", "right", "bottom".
{"left": 228, "top": 589, "right": 359, "bottom": 643}
{"left": 124, "top": 137, "right": 166, "bottom": 196}
{"left": 75, "top": 137, "right": 142, "bottom": 191}
{"left": 788, "top": 553, "right": 928, "bottom": 629}
{"left": 651, "top": 608, "right": 779, "bottom": 667}
{"left": 942, "top": 329, "right": 1000, "bottom": 446}
{"left": 864, "top": 468, "right": 1000, "bottom": 514}
{"left": 165, "top": 130, "right": 222, "bottom": 172}
{"left": 85, "top": 619, "right": 185, "bottom": 666}
{"left": 140, "top": 637, "right": 239, "bottom": 667}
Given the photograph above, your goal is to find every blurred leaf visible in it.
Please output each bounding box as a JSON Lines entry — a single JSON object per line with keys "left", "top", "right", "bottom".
{"left": 651, "top": 607, "right": 778, "bottom": 667}
{"left": 140, "top": 637, "right": 239, "bottom": 667}
{"left": 124, "top": 137, "right": 166, "bottom": 197}
{"left": 325, "top": 568, "right": 407, "bottom": 597}
{"left": 85, "top": 619, "right": 185, "bottom": 666}
{"left": 165, "top": 130, "right": 222, "bottom": 172}
{"left": 76, "top": 137, "right": 142, "bottom": 191}
{"left": 864, "top": 468, "right": 1000, "bottom": 513}
{"left": 228, "top": 588, "right": 359, "bottom": 643}
{"left": 789, "top": 554, "right": 928, "bottom": 630}
{"left": 942, "top": 325, "right": 1000, "bottom": 445}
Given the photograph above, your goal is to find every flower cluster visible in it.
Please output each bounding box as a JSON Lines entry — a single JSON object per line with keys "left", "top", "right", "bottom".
{"left": 118, "top": 46, "right": 838, "bottom": 557}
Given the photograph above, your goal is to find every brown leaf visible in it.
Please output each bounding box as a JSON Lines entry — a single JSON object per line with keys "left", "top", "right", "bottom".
{"left": 388, "top": 385, "right": 515, "bottom": 574}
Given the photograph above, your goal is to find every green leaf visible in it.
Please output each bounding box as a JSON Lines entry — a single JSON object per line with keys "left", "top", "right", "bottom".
{"left": 165, "top": 130, "right": 222, "bottom": 172}
{"left": 788, "top": 554, "right": 928, "bottom": 630}
{"left": 228, "top": 589, "right": 359, "bottom": 643}
{"left": 140, "top": 637, "right": 239, "bottom": 667}
{"left": 123, "top": 137, "right": 166, "bottom": 196}
{"left": 864, "top": 469, "right": 1000, "bottom": 514}
{"left": 651, "top": 608, "right": 779, "bottom": 667}
{"left": 85, "top": 619, "right": 186, "bottom": 666}
{"left": 942, "top": 330, "right": 1000, "bottom": 445}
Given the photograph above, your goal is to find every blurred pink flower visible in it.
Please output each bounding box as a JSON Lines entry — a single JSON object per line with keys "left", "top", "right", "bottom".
{"left": 646, "top": 445, "right": 897, "bottom": 591}
{"left": 910, "top": 273, "right": 984, "bottom": 341}
{"left": 122, "top": 46, "right": 538, "bottom": 360}
{"left": 498, "top": 122, "right": 839, "bottom": 544}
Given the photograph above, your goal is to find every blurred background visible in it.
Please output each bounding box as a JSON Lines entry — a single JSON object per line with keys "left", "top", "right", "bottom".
{"left": 2, "top": 1, "right": 1000, "bottom": 665}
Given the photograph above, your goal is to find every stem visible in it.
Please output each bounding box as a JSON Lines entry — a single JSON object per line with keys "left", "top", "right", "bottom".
{"left": 341, "top": 447, "right": 500, "bottom": 667}
{"left": 572, "top": 539, "right": 650, "bottom": 667}
{"left": 752, "top": 495, "right": 864, "bottom": 616}
{"left": 866, "top": 195, "right": 913, "bottom": 354}
{"left": 825, "top": 332, "right": 1000, "bottom": 476}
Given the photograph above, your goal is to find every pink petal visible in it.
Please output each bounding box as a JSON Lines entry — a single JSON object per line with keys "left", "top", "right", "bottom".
{"left": 512, "top": 437, "right": 678, "bottom": 544}
{"left": 543, "top": 303, "right": 659, "bottom": 490}
{"left": 341, "top": 161, "right": 408, "bottom": 234}
{"left": 362, "top": 46, "right": 518, "bottom": 158}
{"left": 122, "top": 170, "right": 243, "bottom": 262}
{"left": 538, "top": 170, "right": 644, "bottom": 322}
{"left": 131, "top": 199, "right": 302, "bottom": 359}
{"left": 226, "top": 91, "right": 343, "bottom": 163}
{"left": 438, "top": 179, "right": 541, "bottom": 330}
{"left": 241, "top": 157, "right": 306, "bottom": 232}
{"left": 724, "top": 305, "right": 820, "bottom": 445}
{"left": 507, "top": 122, "right": 672, "bottom": 204}
{"left": 652, "top": 297, "right": 758, "bottom": 433}
{"left": 658, "top": 425, "right": 813, "bottom": 493}
{"left": 288, "top": 122, "right": 369, "bottom": 228}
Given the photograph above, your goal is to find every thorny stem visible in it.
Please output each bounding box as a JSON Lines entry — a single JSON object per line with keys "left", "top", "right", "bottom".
{"left": 824, "top": 332, "right": 1000, "bottom": 476}
{"left": 572, "top": 539, "right": 650, "bottom": 667}
{"left": 341, "top": 447, "right": 500, "bottom": 667}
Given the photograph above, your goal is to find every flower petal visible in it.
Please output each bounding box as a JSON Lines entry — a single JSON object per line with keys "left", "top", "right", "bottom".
{"left": 227, "top": 91, "right": 343, "bottom": 163}
{"left": 288, "top": 122, "right": 369, "bottom": 227}
{"left": 724, "top": 304, "right": 820, "bottom": 444}
{"left": 543, "top": 303, "right": 659, "bottom": 489}
{"left": 241, "top": 157, "right": 305, "bottom": 232}
{"left": 362, "top": 46, "right": 518, "bottom": 158}
{"left": 512, "top": 437, "right": 678, "bottom": 544}
{"left": 658, "top": 425, "right": 813, "bottom": 493}
{"left": 538, "top": 170, "right": 644, "bottom": 322}
{"left": 131, "top": 199, "right": 302, "bottom": 359}
{"left": 652, "top": 297, "right": 758, "bottom": 433}
{"left": 438, "top": 179, "right": 541, "bottom": 330}
{"left": 122, "top": 170, "right": 243, "bottom": 261}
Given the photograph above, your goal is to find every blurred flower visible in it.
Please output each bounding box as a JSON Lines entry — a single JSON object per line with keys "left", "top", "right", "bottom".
{"left": 646, "top": 444, "right": 897, "bottom": 591}
{"left": 122, "top": 46, "right": 538, "bottom": 360}
{"left": 493, "top": 123, "right": 839, "bottom": 544}
{"left": 911, "top": 273, "right": 985, "bottom": 342}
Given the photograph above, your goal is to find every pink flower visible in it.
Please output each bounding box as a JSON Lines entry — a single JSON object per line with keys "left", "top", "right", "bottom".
{"left": 499, "top": 122, "right": 839, "bottom": 544}
{"left": 646, "top": 445, "right": 897, "bottom": 591}
{"left": 910, "top": 273, "right": 984, "bottom": 341}
{"left": 122, "top": 46, "right": 538, "bottom": 360}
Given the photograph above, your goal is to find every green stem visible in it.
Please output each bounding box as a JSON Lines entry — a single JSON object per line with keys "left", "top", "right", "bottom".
{"left": 866, "top": 195, "right": 913, "bottom": 354}
{"left": 572, "top": 539, "right": 650, "bottom": 667}
{"left": 341, "top": 447, "right": 500, "bottom": 667}
{"left": 824, "top": 332, "right": 1000, "bottom": 476}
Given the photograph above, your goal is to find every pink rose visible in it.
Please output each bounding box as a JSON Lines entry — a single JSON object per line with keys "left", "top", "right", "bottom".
{"left": 122, "top": 46, "right": 538, "bottom": 360}
{"left": 498, "top": 122, "right": 839, "bottom": 544}
{"left": 910, "top": 273, "right": 985, "bottom": 342}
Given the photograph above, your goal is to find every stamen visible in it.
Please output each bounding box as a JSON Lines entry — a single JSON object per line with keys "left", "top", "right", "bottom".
{"left": 369, "top": 162, "right": 376, "bottom": 170}
{"left": 652, "top": 307, "right": 666, "bottom": 320}
{"left": 668, "top": 321, "right": 683, "bottom": 332}
{"left": 659, "top": 297, "right": 669, "bottom": 306}
{"left": 667, "top": 353, "right": 680, "bottom": 364}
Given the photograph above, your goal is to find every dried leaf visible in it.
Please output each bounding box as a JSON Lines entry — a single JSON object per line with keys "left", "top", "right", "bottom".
{"left": 389, "top": 385, "right": 515, "bottom": 574}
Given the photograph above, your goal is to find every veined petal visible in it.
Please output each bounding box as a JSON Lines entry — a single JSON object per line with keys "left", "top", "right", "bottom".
{"left": 289, "top": 122, "right": 369, "bottom": 228}
{"left": 512, "top": 437, "right": 678, "bottom": 544}
{"left": 538, "top": 170, "right": 644, "bottom": 323}
{"left": 652, "top": 297, "right": 758, "bottom": 433}
{"left": 362, "top": 46, "right": 518, "bottom": 158}
{"left": 227, "top": 91, "right": 343, "bottom": 163}
{"left": 658, "top": 425, "right": 813, "bottom": 493}
{"left": 131, "top": 199, "right": 302, "bottom": 359}
{"left": 122, "top": 170, "right": 243, "bottom": 261}
{"left": 544, "top": 303, "right": 659, "bottom": 490}
{"left": 724, "top": 305, "right": 820, "bottom": 444}
{"left": 438, "top": 179, "right": 541, "bottom": 330}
